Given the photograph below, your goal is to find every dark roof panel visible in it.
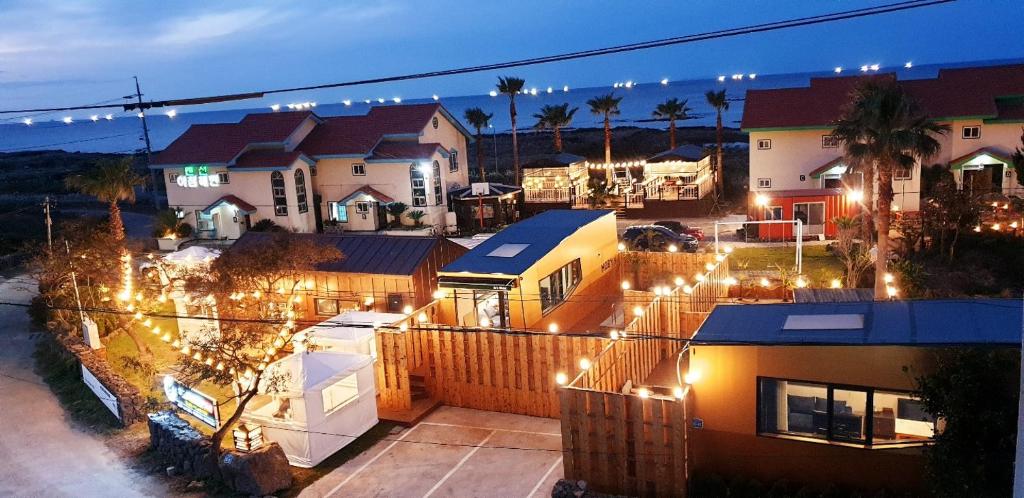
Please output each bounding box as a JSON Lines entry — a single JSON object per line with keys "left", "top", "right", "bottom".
{"left": 232, "top": 232, "right": 443, "bottom": 275}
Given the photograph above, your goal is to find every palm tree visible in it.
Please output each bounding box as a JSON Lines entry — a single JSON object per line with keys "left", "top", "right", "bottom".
{"left": 497, "top": 76, "right": 526, "bottom": 184}
{"left": 832, "top": 79, "right": 947, "bottom": 299}
{"left": 705, "top": 89, "right": 730, "bottom": 197}
{"left": 652, "top": 98, "right": 691, "bottom": 149}
{"left": 587, "top": 93, "right": 623, "bottom": 163}
{"left": 533, "top": 103, "right": 578, "bottom": 152}
{"left": 65, "top": 157, "right": 143, "bottom": 241}
{"left": 386, "top": 202, "right": 408, "bottom": 228}
{"left": 463, "top": 107, "right": 493, "bottom": 182}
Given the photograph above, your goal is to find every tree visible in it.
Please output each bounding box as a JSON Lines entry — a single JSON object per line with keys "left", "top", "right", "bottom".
{"left": 533, "top": 103, "right": 578, "bottom": 152}
{"left": 652, "top": 98, "right": 691, "bottom": 149}
{"left": 178, "top": 233, "right": 343, "bottom": 456}
{"left": 65, "top": 157, "right": 143, "bottom": 242}
{"left": 152, "top": 209, "right": 193, "bottom": 239}
{"left": 915, "top": 348, "right": 1019, "bottom": 497}
{"left": 586, "top": 177, "right": 614, "bottom": 208}
{"left": 385, "top": 202, "right": 408, "bottom": 228}
{"left": 831, "top": 216, "right": 872, "bottom": 288}
{"left": 831, "top": 80, "right": 948, "bottom": 299}
{"left": 921, "top": 179, "right": 980, "bottom": 261}
{"left": 463, "top": 107, "right": 493, "bottom": 182}
{"left": 497, "top": 76, "right": 526, "bottom": 185}
{"left": 705, "top": 89, "right": 729, "bottom": 198}
{"left": 587, "top": 93, "right": 622, "bottom": 164}
{"left": 1012, "top": 128, "right": 1024, "bottom": 186}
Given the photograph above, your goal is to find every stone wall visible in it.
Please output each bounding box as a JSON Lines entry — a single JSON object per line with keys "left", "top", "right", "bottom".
{"left": 55, "top": 332, "right": 147, "bottom": 425}
{"left": 147, "top": 411, "right": 218, "bottom": 479}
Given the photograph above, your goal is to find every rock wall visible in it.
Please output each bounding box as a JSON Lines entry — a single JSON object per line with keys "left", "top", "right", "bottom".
{"left": 55, "top": 331, "right": 147, "bottom": 425}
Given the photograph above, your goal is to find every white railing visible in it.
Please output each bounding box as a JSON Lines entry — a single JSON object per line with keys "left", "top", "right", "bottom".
{"left": 525, "top": 188, "right": 570, "bottom": 203}
{"left": 625, "top": 193, "right": 645, "bottom": 208}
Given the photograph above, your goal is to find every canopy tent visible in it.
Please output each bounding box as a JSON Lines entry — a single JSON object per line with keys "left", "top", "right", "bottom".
{"left": 241, "top": 350, "right": 377, "bottom": 468}
{"left": 148, "top": 246, "right": 223, "bottom": 342}
{"left": 305, "top": 311, "right": 405, "bottom": 358}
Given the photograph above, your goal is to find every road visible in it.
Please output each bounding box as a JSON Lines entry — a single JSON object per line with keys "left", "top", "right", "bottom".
{"left": 0, "top": 274, "right": 172, "bottom": 497}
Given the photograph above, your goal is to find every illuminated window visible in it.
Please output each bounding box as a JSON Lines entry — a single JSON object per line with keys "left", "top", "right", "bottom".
{"left": 295, "top": 169, "right": 308, "bottom": 213}
{"left": 327, "top": 202, "right": 348, "bottom": 223}
{"left": 315, "top": 298, "right": 339, "bottom": 316}
{"left": 539, "top": 259, "right": 582, "bottom": 314}
{"left": 271, "top": 171, "right": 287, "bottom": 216}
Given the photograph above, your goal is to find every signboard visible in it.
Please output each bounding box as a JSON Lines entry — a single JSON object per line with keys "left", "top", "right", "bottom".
{"left": 82, "top": 365, "right": 120, "bottom": 420}
{"left": 176, "top": 164, "right": 221, "bottom": 188}
{"left": 163, "top": 376, "right": 221, "bottom": 428}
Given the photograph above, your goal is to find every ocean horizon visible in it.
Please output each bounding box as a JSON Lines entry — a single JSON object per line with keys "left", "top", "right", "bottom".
{"left": 2, "top": 58, "right": 1020, "bottom": 155}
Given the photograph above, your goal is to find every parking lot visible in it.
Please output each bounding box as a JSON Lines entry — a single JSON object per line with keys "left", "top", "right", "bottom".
{"left": 301, "top": 406, "right": 563, "bottom": 498}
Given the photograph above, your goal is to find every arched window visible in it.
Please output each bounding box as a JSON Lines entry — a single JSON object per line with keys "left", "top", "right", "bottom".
{"left": 410, "top": 164, "right": 427, "bottom": 207}
{"left": 295, "top": 169, "right": 308, "bottom": 213}
{"left": 271, "top": 171, "right": 287, "bottom": 216}
{"left": 432, "top": 160, "right": 443, "bottom": 205}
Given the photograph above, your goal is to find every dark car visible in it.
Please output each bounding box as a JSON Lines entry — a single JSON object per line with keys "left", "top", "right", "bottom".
{"left": 621, "top": 225, "right": 699, "bottom": 252}
{"left": 654, "top": 220, "right": 705, "bottom": 241}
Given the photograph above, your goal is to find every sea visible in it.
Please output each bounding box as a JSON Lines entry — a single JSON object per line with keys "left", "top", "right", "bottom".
{"left": 1, "top": 59, "right": 1019, "bottom": 155}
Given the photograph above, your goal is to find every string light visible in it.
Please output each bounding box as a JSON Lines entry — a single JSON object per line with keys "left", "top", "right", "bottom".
{"left": 555, "top": 372, "right": 568, "bottom": 385}
{"left": 579, "top": 358, "right": 591, "bottom": 370}
{"left": 548, "top": 323, "right": 559, "bottom": 333}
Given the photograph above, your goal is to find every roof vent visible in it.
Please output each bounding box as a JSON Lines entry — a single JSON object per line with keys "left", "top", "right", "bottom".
{"left": 783, "top": 314, "right": 864, "bottom": 330}
{"left": 487, "top": 243, "right": 529, "bottom": 258}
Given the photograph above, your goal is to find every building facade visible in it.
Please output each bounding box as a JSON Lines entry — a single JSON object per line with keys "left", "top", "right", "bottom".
{"left": 151, "top": 104, "right": 473, "bottom": 239}
{"left": 742, "top": 64, "right": 1024, "bottom": 239}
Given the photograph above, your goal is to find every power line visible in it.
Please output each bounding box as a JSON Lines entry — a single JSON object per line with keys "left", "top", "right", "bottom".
{"left": 0, "top": 132, "right": 140, "bottom": 153}
{"left": 0, "top": 0, "right": 954, "bottom": 116}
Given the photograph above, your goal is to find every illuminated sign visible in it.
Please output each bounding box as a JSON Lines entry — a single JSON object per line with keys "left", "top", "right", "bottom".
{"left": 176, "top": 164, "right": 221, "bottom": 188}
{"left": 163, "top": 376, "right": 221, "bottom": 428}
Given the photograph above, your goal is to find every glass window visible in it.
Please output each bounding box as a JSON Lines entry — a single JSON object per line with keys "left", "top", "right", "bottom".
{"left": 321, "top": 373, "right": 358, "bottom": 413}
{"left": 410, "top": 164, "right": 427, "bottom": 207}
{"left": 315, "top": 298, "right": 339, "bottom": 316}
{"left": 433, "top": 160, "right": 443, "bottom": 205}
{"left": 757, "top": 178, "right": 772, "bottom": 189}
{"left": 823, "top": 175, "right": 843, "bottom": 189}
{"left": 168, "top": 173, "right": 179, "bottom": 183}
{"left": 355, "top": 202, "right": 370, "bottom": 214}
{"left": 271, "top": 171, "right": 288, "bottom": 216}
{"left": 310, "top": 164, "right": 317, "bottom": 177}
{"left": 962, "top": 126, "right": 980, "bottom": 139}
{"left": 831, "top": 388, "right": 868, "bottom": 442}
{"left": 821, "top": 135, "right": 840, "bottom": 148}
{"left": 758, "top": 379, "right": 828, "bottom": 439}
{"left": 872, "top": 390, "right": 936, "bottom": 444}
{"left": 217, "top": 172, "right": 230, "bottom": 184}
{"left": 757, "top": 139, "right": 772, "bottom": 150}
{"left": 352, "top": 163, "right": 366, "bottom": 176}
{"left": 894, "top": 167, "right": 913, "bottom": 180}
{"left": 328, "top": 201, "right": 348, "bottom": 223}
{"left": 539, "top": 259, "right": 582, "bottom": 314}
{"left": 295, "top": 170, "right": 308, "bottom": 213}
{"left": 386, "top": 293, "right": 405, "bottom": 313}
{"left": 449, "top": 150, "right": 459, "bottom": 172}
{"left": 764, "top": 206, "right": 783, "bottom": 220}
{"left": 794, "top": 202, "right": 825, "bottom": 225}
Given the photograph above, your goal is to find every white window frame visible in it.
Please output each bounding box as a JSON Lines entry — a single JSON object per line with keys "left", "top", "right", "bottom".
{"left": 757, "top": 177, "right": 772, "bottom": 189}
{"left": 355, "top": 201, "right": 371, "bottom": 214}
{"left": 962, "top": 126, "right": 980, "bottom": 139}
{"left": 757, "top": 139, "right": 772, "bottom": 150}
{"left": 217, "top": 171, "right": 229, "bottom": 184}
{"left": 821, "top": 135, "right": 840, "bottom": 149}
{"left": 894, "top": 166, "right": 913, "bottom": 181}
{"left": 764, "top": 206, "right": 783, "bottom": 220}
{"left": 352, "top": 163, "right": 366, "bottom": 176}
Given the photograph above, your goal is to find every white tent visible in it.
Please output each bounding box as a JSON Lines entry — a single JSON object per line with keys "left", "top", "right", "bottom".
{"left": 305, "top": 311, "right": 405, "bottom": 359}
{"left": 240, "top": 350, "right": 378, "bottom": 468}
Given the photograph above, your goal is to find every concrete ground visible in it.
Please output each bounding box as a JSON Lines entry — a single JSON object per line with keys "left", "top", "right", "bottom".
{"left": 300, "top": 406, "right": 563, "bottom": 498}
{"left": 0, "top": 274, "right": 173, "bottom": 497}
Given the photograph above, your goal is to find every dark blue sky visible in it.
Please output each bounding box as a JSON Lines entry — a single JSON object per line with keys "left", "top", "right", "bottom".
{"left": 1, "top": 0, "right": 1021, "bottom": 113}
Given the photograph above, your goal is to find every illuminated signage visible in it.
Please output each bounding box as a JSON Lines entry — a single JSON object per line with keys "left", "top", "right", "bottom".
{"left": 163, "top": 376, "right": 221, "bottom": 428}
{"left": 176, "top": 164, "right": 221, "bottom": 188}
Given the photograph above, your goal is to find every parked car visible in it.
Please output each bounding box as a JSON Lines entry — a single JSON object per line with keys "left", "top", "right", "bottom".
{"left": 654, "top": 220, "right": 705, "bottom": 241}
{"left": 621, "top": 225, "right": 699, "bottom": 252}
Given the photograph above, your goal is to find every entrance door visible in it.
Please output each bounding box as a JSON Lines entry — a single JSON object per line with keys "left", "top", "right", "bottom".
{"left": 211, "top": 213, "right": 221, "bottom": 239}
{"left": 793, "top": 202, "right": 825, "bottom": 236}
{"left": 963, "top": 165, "right": 1002, "bottom": 195}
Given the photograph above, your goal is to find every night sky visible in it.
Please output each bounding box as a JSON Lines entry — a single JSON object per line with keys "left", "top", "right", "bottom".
{"left": 1, "top": 0, "right": 1021, "bottom": 112}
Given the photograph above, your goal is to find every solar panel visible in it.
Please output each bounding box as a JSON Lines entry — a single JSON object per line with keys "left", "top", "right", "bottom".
{"left": 487, "top": 243, "right": 530, "bottom": 258}
{"left": 783, "top": 314, "right": 864, "bottom": 330}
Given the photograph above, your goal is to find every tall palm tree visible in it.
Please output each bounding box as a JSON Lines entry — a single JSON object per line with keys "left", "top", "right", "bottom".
{"left": 832, "top": 79, "right": 947, "bottom": 299}
{"left": 497, "top": 76, "right": 526, "bottom": 184}
{"left": 705, "top": 89, "right": 730, "bottom": 197}
{"left": 65, "top": 157, "right": 143, "bottom": 241}
{"left": 587, "top": 93, "right": 623, "bottom": 163}
{"left": 533, "top": 103, "right": 578, "bottom": 152}
{"left": 463, "top": 107, "right": 493, "bottom": 182}
{"left": 652, "top": 98, "right": 691, "bottom": 149}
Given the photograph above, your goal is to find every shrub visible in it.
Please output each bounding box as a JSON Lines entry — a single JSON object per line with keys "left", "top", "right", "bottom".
{"left": 250, "top": 219, "right": 285, "bottom": 232}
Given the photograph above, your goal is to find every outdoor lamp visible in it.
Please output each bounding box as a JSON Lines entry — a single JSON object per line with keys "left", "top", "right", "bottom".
{"left": 755, "top": 194, "right": 769, "bottom": 207}
{"left": 684, "top": 370, "right": 701, "bottom": 385}
{"left": 883, "top": 273, "right": 895, "bottom": 284}
{"left": 847, "top": 190, "right": 864, "bottom": 202}
{"left": 432, "top": 289, "right": 446, "bottom": 299}
{"left": 548, "top": 323, "right": 559, "bottom": 333}
{"left": 233, "top": 423, "right": 264, "bottom": 453}
{"left": 831, "top": 279, "right": 842, "bottom": 289}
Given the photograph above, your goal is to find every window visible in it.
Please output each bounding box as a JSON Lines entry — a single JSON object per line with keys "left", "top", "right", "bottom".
{"left": 310, "top": 164, "right": 317, "bottom": 176}
{"left": 433, "top": 160, "right": 443, "bottom": 205}
{"left": 386, "top": 293, "right": 405, "bottom": 313}
{"left": 217, "top": 171, "right": 230, "bottom": 184}
{"left": 327, "top": 201, "right": 348, "bottom": 223}
{"left": 757, "top": 139, "right": 772, "bottom": 150}
{"left": 352, "top": 163, "right": 366, "bottom": 176}
{"left": 294, "top": 169, "right": 308, "bottom": 213}
{"left": 822, "top": 174, "right": 843, "bottom": 189}
{"left": 539, "top": 259, "right": 582, "bottom": 314}
{"left": 315, "top": 298, "right": 339, "bottom": 316}
{"left": 432, "top": 116, "right": 439, "bottom": 129}
{"left": 757, "top": 178, "right": 772, "bottom": 189}
{"left": 195, "top": 210, "right": 214, "bottom": 231}
{"left": 757, "top": 377, "right": 935, "bottom": 446}
{"left": 793, "top": 202, "right": 825, "bottom": 226}
{"left": 894, "top": 166, "right": 913, "bottom": 180}
{"left": 449, "top": 149, "right": 459, "bottom": 172}
{"left": 764, "top": 206, "right": 783, "bottom": 220}
{"left": 271, "top": 171, "right": 287, "bottom": 216}
{"left": 355, "top": 201, "right": 370, "bottom": 214}
{"left": 168, "top": 172, "right": 180, "bottom": 183}
{"left": 962, "top": 126, "right": 980, "bottom": 139}
{"left": 321, "top": 373, "right": 359, "bottom": 413}
{"left": 410, "top": 164, "right": 427, "bottom": 206}
{"left": 821, "top": 135, "right": 840, "bottom": 148}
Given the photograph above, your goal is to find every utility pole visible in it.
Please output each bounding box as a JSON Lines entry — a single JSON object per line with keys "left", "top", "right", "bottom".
{"left": 133, "top": 76, "right": 159, "bottom": 209}
{"left": 43, "top": 196, "right": 52, "bottom": 252}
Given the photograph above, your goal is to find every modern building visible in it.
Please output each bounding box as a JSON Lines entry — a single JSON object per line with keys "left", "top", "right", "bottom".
{"left": 230, "top": 231, "right": 466, "bottom": 319}
{"left": 150, "top": 103, "right": 473, "bottom": 239}
{"left": 742, "top": 64, "right": 1024, "bottom": 239}
{"left": 435, "top": 209, "right": 619, "bottom": 331}
{"left": 685, "top": 299, "right": 1022, "bottom": 493}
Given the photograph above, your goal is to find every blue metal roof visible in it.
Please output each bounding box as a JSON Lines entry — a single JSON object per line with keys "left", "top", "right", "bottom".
{"left": 694, "top": 299, "right": 1022, "bottom": 346}
{"left": 441, "top": 209, "right": 614, "bottom": 276}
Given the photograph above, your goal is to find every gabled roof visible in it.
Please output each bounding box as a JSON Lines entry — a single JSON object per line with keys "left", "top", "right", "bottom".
{"left": 201, "top": 195, "right": 257, "bottom": 214}
{"left": 233, "top": 231, "right": 458, "bottom": 275}
{"left": 808, "top": 157, "right": 846, "bottom": 179}
{"left": 368, "top": 141, "right": 447, "bottom": 162}
{"left": 949, "top": 147, "right": 1013, "bottom": 170}
{"left": 338, "top": 185, "right": 395, "bottom": 204}
{"left": 522, "top": 152, "right": 587, "bottom": 169}
{"left": 153, "top": 111, "right": 316, "bottom": 166}
{"left": 742, "top": 64, "right": 1024, "bottom": 130}
{"left": 440, "top": 209, "right": 613, "bottom": 276}
{"left": 693, "top": 299, "right": 1022, "bottom": 346}
{"left": 647, "top": 144, "right": 706, "bottom": 163}
{"left": 299, "top": 103, "right": 467, "bottom": 157}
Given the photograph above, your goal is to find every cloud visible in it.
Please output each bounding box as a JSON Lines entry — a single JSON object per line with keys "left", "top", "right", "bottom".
{"left": 151, "top": 7, "right": 284, "bottom": 47}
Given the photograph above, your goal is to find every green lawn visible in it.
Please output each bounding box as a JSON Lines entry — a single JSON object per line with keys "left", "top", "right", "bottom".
{"left": 728, "top": 245, "right": 845, "bottom": 286}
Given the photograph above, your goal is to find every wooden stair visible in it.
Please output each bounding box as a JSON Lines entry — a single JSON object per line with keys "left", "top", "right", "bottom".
{"left": 410, "top": 370, "right": 430, "bottom": 401}
{"left": 609, "top": 197, "right": 626, "bottom": 217}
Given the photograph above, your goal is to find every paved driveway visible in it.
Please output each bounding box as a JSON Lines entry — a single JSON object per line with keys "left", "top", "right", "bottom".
{"left": 300, "top": 407, "right": 563, "bottom": 498}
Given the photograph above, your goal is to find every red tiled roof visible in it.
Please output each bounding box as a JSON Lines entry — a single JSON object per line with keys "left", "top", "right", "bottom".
{"left": 232, "top": 149, "right": 305, "bottom": 169}
{"left": 742, "top": 64, "right": 1024, "bottom": 129}
{"left": 298, "top": 103, "right": 442, "bottom": 156}
{"left": 153, "top": 111, "right": 315, "bottom": 165}
{"left": 369, "top": 141, "right": 444, "bottom": 161}
{"left": 339, "top": 185, "right": 395, "bottom": 204}
{"left": 202, "top": 194, "right": 257, "bottom": 214}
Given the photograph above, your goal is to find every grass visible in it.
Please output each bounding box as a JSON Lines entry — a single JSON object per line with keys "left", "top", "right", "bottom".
{"left": 283, "top": 421, "right": 398, "bottom": 497}
{"left": 105, "top": 313, "right": 181, "bottom": 401}
{"left": 33, "top": 335, "right": 122, "bottom": 433}
{"left": 729, "top": 245, "right": 845, "bottom": 286}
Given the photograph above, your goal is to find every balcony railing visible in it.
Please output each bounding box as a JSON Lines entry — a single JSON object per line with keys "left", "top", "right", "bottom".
{"left": 524, "top": 188, "right": 571, "bottom": 203}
